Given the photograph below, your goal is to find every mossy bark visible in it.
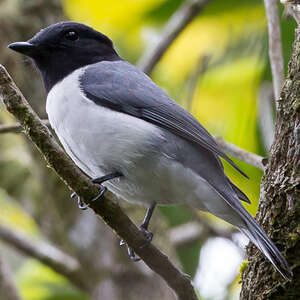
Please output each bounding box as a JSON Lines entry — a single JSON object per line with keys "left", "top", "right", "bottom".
{"left": 240, "top": 28, "right": 300, "bottom": 300}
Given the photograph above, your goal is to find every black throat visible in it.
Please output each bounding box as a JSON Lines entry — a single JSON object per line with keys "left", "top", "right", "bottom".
{"left": 36, "top": 51, "right": 121, "bottom": 93}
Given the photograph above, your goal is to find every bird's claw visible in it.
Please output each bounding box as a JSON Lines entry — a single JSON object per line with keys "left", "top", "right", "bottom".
{"left": 139, "top": 225, "right": 153, "bottom": 245}
{"left": 70, "top": 172, "right": 122, "bottom": 210}
{"left": 120, "top": 243, "right": 141, "bottom": 262}
{"left": 77, "top": 196, "right": 89, "bottom": 210}
{"left": 128, "top": 247, "right": 141, "bottom": 262}
{"left": 70, "top": 185, "right": 107, "bottom": 210}
{"left": 120, "top": 225, "right": 153, "bottom": 261}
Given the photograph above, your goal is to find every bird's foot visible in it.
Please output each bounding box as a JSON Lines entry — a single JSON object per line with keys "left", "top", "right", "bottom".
{"left": 70, "top": 172, "right": 122, "bottom": 210}
{"left": 139, "top": 223, "right": 154, "bottom": 244}
{"left": 120, "top": 203, "right": 156, "bottom": 262}
{"left": 120, "top": 224, "right": 154, "bottom": 262}
{"left": 70, "top": 185, "right": 107, "bottom": 210}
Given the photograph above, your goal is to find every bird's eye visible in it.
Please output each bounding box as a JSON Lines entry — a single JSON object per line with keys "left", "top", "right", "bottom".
{"left": 64, "top": 31, "right": 79, "bottom": 41}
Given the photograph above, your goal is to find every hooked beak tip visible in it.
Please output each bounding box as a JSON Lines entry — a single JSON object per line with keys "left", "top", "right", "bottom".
{"left": 8, "top": 42, "right": 37, "bottom": 56}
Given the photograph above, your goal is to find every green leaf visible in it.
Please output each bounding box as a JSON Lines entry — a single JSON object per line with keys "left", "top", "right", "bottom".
{"left": 17, "top": 260, "right": 89, "bottom": 300}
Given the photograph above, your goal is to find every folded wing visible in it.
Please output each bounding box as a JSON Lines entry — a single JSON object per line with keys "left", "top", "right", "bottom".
{"left": 80, "top": 61, "right": 248, "bottom": 179}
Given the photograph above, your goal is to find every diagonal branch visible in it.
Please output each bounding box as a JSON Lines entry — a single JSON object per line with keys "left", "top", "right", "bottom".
{"left": 169, "top": 220, "right": 237, "bottom": 247}
{"left": 0, "top": 65, "right": 197, "bottom": 300}
{"left": 138, "top": 0, "right": 211, "bottom": 74}
{"left": 0, "top": 123, "right": 23, "bottom": 134}
{"left": 0, "top": 120, "right": 50, "bottom": 134}
{"left": 0, "top": 223, "right": 89, "bottom": 291}
{"left": 264, "top": 0, "right": 284, "bottom": 109}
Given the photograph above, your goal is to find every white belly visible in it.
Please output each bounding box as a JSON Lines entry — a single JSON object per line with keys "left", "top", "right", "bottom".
{"left": 46, "top": 68, "right": 224, "bottom": 212}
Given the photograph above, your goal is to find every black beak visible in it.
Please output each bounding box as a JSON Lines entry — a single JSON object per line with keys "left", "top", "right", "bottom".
{"left": 8, "top": 42, "right": 38, "bottom": 57}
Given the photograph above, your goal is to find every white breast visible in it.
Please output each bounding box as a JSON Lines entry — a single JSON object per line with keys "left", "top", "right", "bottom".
{"left": 46, "top": 67, "right": 165, "bottom": 180}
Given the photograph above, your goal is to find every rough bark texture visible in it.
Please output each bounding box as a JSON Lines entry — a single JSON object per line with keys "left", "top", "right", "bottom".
{"left": 240, "top": 28, "right": 300, "bottom": 300}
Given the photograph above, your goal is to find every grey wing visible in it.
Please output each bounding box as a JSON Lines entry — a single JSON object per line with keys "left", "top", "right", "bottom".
{"left": 80, "top": 61, "right": 249, "bottom": 180}
{"left": 228, "top": 180, "right": 251, "bottom": 203}
{"left": 80, "top": 61, "right": 248, "bottom": 179}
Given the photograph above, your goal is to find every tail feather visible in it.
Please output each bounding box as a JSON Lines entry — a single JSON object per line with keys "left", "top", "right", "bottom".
{"left": 228, "top": 181, "right": 251, "bottom": 204}
{"left": 201, "top": 173, "right": 292, "bottom": 280}
{"left": 239, "top": 218, "right": 293, "bottom": 281}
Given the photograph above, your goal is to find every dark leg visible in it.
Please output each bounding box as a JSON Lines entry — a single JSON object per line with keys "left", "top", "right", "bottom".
{"left": 70, "top": 172, "right": 122, "bottom": 210}
{"left": 92, "top": 172, "right": 122, "bottom": 185}
{"left": 121, "top": 203, "right": 157, "bottom": 261}
{"left": 139, "top": 202, "right": 156, "bottom": 242}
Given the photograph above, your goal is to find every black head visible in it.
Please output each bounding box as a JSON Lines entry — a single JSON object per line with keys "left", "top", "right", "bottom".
{"left": 8, "top": 21, "right": 121, "bottom": 92}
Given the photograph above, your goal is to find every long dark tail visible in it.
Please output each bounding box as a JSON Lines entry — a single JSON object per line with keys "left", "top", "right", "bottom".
{"left": 239, "top": 217, "right": 293, "bottom": 280}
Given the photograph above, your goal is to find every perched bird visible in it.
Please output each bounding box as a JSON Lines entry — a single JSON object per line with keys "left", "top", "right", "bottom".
{"left": 8, "top": 21, "right": 292, "bottom": 279}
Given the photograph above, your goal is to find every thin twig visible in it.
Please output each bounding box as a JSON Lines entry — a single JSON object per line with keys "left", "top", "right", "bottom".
{"left": 191, "top": 211, "right": 238, "bottom": 241}
{"left": 214, "top": 136, "right": 265, "bottom": 171}
{"left": 0, "top": 253, "right": 22, "bottom": 300}
{"left": 264, "top": 0, "right": 284, "bottom": 109}
{"left": 257, "top": 82, "right": 275, "bottom": 151}
{"left": 169, "top": 220, "right": 236, "bottom": 247}
{"left": 0, "top": 65, "right": 198, "bottom": 300}
{"left": 0, "top": 223, "right": 89, "bottom": 291}
{"left": 0, "top": 120, "right": 50, "bottom": 134}
{"left": 185, "top": 55, "right": 210, "bottom": 112}
{"left": 189, "top": 210, "right": 244, "bottom": 253}
{"left": 138, "top": 0, "right": 211, "bottom": 74}
{"left": 0, "top": 123, "right": 23, "bottom": 134}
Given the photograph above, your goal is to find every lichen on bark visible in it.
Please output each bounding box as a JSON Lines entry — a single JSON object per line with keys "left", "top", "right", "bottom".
{"left": 240, "top": 28, "right": 300, "bottom": 300}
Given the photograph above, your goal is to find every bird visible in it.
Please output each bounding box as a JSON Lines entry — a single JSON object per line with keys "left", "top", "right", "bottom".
{"left": 8, "top": 21, "right": 292, "bottom": 280}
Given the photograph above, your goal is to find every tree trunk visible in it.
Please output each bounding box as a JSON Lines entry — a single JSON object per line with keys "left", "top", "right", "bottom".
{"left": 240, "top": 28, "right": 300, "bottom": 299}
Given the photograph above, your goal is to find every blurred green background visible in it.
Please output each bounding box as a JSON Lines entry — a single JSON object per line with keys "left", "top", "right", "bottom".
{"left": 0, "top": 0, "right": 296, "bottom": 300}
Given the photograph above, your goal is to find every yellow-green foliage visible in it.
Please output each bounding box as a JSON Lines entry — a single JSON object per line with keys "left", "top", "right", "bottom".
{"left": 0, "top": 189, "right": 39, "bottom": 235}
{"left": 239, "top": 260, "right": 249, "bottom": 277}
{"left": 17, "top": 260, "right": 89, "bottom": 300}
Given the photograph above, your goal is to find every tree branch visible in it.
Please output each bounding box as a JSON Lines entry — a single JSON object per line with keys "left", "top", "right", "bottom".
{"left": 264, "top": 0, "right": 284, "bottom": 109}
{"left": 0, "top": 253, "right": 22, "bottom": 300}
{"left": 0, "top": 65, "right": 197, "bottom": 300}
{"left": 185, "top": 55, "right": 210, "bottom": 112}
{"left": 0, "top": 120, "right": 50, "bottom": 134}
{"left": 0, "top": 123, "right": 23, "bottom": 134}
{"left": 169, "top": 221, "right": 236, "bottom": 247}
{"left": 0, "top": 223, "right": 89, "bottom": 291}
{"left": 138, "top": 0, "right": 211, "bottom": 75}
{"left": 257, "top": 82, "right": 275, "bottom": 151}
{"left": 214, "top": 136, "right": 265, "bottom": 171}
